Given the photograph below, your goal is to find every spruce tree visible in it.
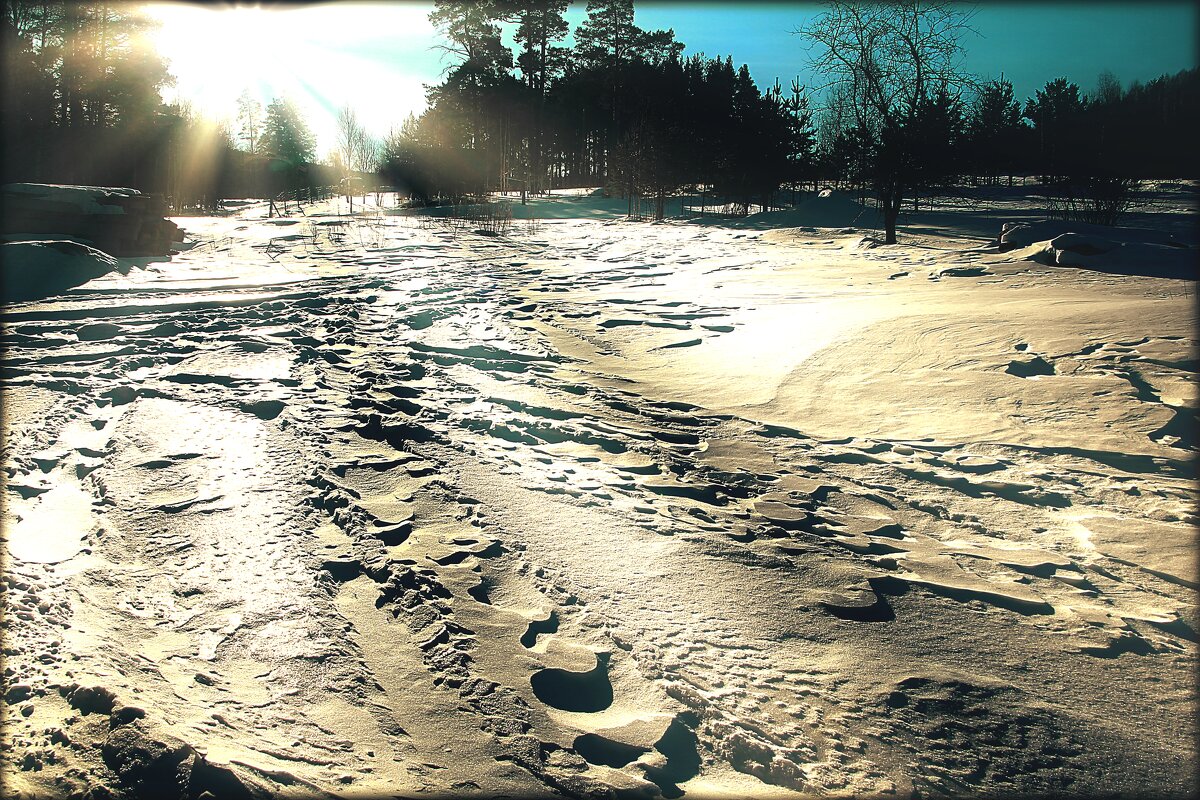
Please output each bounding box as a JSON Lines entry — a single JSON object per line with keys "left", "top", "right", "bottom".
{"left": 967, "top": 77, "right": 1024, "bottom": 185}
{"left": 262, "top": 98, "right": 316, "bottom": 166}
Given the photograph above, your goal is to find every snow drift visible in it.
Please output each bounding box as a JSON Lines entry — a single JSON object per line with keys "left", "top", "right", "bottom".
{"left": 2, "top": 183, "right": 184, "bottom": 258}
{"left": 1001, "top": 220, "right": 1198, "bottom": 279}
{"left": 1, "top": 239, "right": 121, "bottom": 302}
{"left": 1, "top": 187, "right": 1195, "bottom": 799}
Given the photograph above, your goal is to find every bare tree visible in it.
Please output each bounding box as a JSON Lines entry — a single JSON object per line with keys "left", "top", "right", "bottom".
{"left": 1092, "top": 69, "right": 1123, "bottom": 105}
{"left": 337, "top": 105, "right": 382, "bottom": 210}
{"left": 800, "top": 0, "right": 974, "bottom": 243}
{"left": 336, "top": 104, "right": 374, "bottom": 175}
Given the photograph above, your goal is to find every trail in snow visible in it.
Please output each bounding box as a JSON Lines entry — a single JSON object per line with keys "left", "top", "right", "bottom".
{"left": 2, "top": 192, "right": 1196, "bottom": 798}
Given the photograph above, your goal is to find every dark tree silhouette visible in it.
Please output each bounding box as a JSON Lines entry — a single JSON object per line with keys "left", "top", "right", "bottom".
{"left": 1092, "top": 69, "right": 1123, "bottom": 106}
{"left": 907, "top": 83, "right": 967, "bottom": 209}
{"left": 2, "top": 1, "right": 173, "bottom": 184}
{"left": 431, "top": 0, "right": 512, "bottom": 75}
{"left": 508, "top": 0, "right": 570, "bottom": 194}
{"left": 1103, "top": 68, "right": 1198, "bottom": 178}
{"left": 410, "top": 0, "right": 821, "bottom": 213}
{"left": 966, "top": 76, "right": 1024, "bottom": 186}
{"left": 781, "top": 78, "right": 818, "bottom": 195}
{"left": 428, "top": 0, "right": 521, "bottom": 194}
{"left": 1019, "top": 68, "right": 1199, "bottom": 224}
{"left": 1023, "top": 77, "right": 1086, "bottom": 183}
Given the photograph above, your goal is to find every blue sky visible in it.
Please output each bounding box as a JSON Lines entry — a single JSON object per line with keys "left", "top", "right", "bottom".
{"left": 630, "top": 2, "right": 1197, "bottom": 101}
{"left": 146, "top": 1, "right": 1198, "bottom": 155}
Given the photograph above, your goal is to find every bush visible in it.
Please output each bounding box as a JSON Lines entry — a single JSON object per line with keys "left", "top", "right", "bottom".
{"left": 1042, "top": 177, "right": 1141, "bottom": 226}
{"left": 412, "top": 199, "right": 514, "bottom": 237}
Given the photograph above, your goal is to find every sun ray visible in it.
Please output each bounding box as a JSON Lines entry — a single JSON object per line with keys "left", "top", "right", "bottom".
{"left": 140, "top": 1, "right": 438, "bottom": 154}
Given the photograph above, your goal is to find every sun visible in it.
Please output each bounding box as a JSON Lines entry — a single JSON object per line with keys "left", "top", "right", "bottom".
{"left": 139, "top": 2, "right": 437, "bottom": 157}
{"left": 141, "top": 3, "right": 311, "bottom": 109}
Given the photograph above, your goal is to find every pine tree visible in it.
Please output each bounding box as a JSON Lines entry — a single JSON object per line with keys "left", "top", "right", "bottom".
{"left": 430, "top": 0, "right": 512, "bottom": 78}
{"left": 262, "top": 98, "right": 316, "bottom": 166}
{"left": 573, "top": 0, "right": 638, "bottom": 72}
{"left": 907, "top": 83, "right": 966, "bottom": 206}
{"left": 510, "top": 0, "right": 569, "bottom": 92}
{"left": 2, "top": 1, "right": 173, "bottom": 184}
{"left": 785, "top": 79, "right": 817, "bottom": 191}
{"left": 1024, "top": 77, "right": 1086, "bottom": 182}
{"left": 967, "top": 77, "right": 1024, "bottom": 185}
{"left": 509, "top": 0, "right": 569, "bottom": 193}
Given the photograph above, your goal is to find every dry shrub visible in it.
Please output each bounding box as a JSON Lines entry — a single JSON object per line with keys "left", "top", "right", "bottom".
{"left": 1043, "top": 177, "right": 1142, "bottom": 226}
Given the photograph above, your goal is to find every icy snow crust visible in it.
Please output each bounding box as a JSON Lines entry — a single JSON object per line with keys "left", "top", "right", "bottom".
{"left": 2, "top": 188, "right": 1197, "bottom": 798}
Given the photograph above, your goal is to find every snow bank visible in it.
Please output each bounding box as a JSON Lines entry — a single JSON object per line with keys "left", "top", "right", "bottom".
{"left": 2, "top": 183, "right": 141, "bottom": 215}
{"left": 2, "top": 183, "right": 184, "bottom": 257}
{"left": 998, "top": 219, "right": 1192, "bottom": 250}
{"left": 1, "top": 239, "right": 121, "bottom": 302}
{"left": 1002, "top": 220, "right": 1198, "bottom": 279}
{"left": 1047, "top": 238, "right": 1197, "bottom": 277}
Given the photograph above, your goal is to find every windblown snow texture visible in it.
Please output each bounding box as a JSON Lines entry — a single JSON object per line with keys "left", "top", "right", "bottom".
{"left": 2, "top": 187, "right": 1196, "bottom": 799}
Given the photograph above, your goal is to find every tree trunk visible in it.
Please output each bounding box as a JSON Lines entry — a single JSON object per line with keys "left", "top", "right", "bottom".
{"left": 97, "top": 3, "right": 109, "bottom": 126}
{"left": 63, "top": 4, "right": 83, "bottom": 128}
{"left": 883, "top": 187, "right": 900, "bottom": 244}
{"left": 536, "top": 37, "right": 548, "bottom": 194}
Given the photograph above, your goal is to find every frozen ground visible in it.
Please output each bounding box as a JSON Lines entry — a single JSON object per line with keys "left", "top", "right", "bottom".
{"left": 2, "top": 186, "right": 1197, "bottom": 798}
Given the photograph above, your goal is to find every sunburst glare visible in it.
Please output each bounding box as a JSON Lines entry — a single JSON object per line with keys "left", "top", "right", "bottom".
{"left": 141, "top": 1, "right": 436, "bottom": 154}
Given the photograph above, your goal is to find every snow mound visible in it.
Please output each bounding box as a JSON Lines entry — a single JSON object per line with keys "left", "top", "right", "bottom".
{"left": 2, "top": 183, "right": 184, "bottom": 256}
{"left": 1, "top": 239, "right": 121, "bottom": 303}
{"left": 1047, "top": 239, "right": 1197, "bottom": 277}
{"left": 1001, "top": 220, "right": 1199, "bottom": 279}
{"left": 3, "top": 183, "right": 141, "bottom": 215}
{"left": 999, "top": 219, "right": 1193, "bottom": 249}
{"left": 746, "top": 189, "right": 882, "bottom": 229}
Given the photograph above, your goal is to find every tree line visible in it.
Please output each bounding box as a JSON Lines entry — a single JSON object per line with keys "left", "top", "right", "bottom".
{"left": 3, "top": 0, "right": 1197, "bottom": 231}
{"left": 378, "top": 0, "right": 1196, "bottom": 233}
{"left": 802, "top": 0, "right": 1196, "bottom": 240}
{"left": 378, "top": 0, "right": 816, "bottom": 218}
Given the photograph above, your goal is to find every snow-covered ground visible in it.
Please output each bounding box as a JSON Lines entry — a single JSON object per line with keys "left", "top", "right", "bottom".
{"left": 2, "top": 186, "right": 1196, "bottom": 798}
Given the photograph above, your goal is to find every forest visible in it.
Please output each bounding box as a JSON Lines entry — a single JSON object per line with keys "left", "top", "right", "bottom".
{"left": 2, "top": 0, "right": 1198, "bottom": 233}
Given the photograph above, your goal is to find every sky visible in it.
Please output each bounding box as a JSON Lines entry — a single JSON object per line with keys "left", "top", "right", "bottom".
{"left": 142, "top": 1, "right": 1198, "bottom": 159}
